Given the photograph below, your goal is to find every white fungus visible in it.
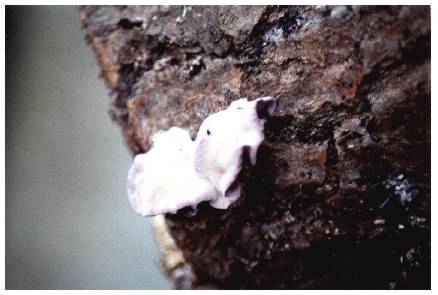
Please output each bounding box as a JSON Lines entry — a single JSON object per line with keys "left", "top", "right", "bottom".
{"left": 127, "top": 96, "right": 276, "bottom": 216}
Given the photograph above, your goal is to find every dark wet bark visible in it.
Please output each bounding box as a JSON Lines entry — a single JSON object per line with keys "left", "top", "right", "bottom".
{"left": 81, "top": 5, "right": 430, "bottom": 289}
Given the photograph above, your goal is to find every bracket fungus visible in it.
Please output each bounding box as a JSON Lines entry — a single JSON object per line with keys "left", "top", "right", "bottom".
{"left": 127, "top": 96, "right": 276, "bottom": 216}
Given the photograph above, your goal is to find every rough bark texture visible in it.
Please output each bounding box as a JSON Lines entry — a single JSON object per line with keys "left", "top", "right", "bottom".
{"left": 80, "top": 5, "right": 430, "bottom": 289}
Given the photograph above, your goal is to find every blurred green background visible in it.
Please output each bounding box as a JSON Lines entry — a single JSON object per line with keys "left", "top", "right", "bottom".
{"left": 5, "top": 6, "right": 170, "bottom": 289}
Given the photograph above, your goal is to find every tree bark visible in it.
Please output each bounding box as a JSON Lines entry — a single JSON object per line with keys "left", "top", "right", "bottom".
{"left": 80, "top": 5, "right": 430, "bottom": 289}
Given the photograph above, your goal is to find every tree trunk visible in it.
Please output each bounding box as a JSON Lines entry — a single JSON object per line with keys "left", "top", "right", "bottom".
{"left": 80, "top": 5, "right": 430, "bottom": 289}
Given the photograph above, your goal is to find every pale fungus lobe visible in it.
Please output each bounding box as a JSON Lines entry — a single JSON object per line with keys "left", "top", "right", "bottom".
{"left": 127, "top": 96, "right": 276, "bottom": 216}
